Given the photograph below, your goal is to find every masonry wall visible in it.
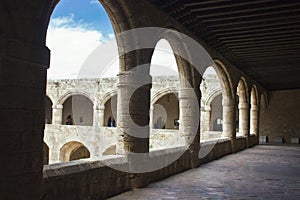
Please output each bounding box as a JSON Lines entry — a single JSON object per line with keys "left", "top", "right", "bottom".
{"left": 260, "top": 89, "right": 300, "bottom": 143}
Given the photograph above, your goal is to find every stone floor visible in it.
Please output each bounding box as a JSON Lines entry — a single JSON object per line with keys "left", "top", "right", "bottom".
{"left": 109, "top": 145, "right": 300, "bottom": 200}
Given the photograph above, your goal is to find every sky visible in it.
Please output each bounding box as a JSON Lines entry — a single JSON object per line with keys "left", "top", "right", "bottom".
{"left": 46, "top": 0, "right": 213, "bottom": 79}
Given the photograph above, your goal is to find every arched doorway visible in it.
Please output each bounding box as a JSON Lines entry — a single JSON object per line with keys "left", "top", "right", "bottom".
{"left": 104, "top": 94, "right": 117, "bottom": 127}
{"left": 152, "top": 93, "right": 179, "bottom": 130}
{"left": 62, "top": 94, "right": 94, "bottom": 126}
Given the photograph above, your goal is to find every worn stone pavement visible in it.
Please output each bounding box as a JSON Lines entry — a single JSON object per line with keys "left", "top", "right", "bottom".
{"left": 109, "top": 145, "right": 300, "bottom": 200}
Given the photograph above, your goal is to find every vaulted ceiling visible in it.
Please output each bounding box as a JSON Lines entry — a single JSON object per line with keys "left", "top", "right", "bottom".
{"left": 148, "top": 0, "right": 300, "bottom": 90}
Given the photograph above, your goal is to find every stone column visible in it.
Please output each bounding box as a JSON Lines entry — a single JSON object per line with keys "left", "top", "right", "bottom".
{"left": 239, "top": 102, "right": 250, "bottom": 138}
{"left": 52, "top": 104, "right": 63, "bottom": 125}
{"left": 222, "top": 98, "right": 236, "bottom": 140}
{"left": 149, "top": 105, "right": 154, "bottom": 129}
{"left": 0, "top": 38, "right": 49, "bottom": 199}
{"left": 250, "top": 105, "right": 259, "bottom": 135}
{"left": 200, "top": 105, "right": 211, "bottom": 140}
{"left": 116, "top": 71, "right": 152, "bottom": 155}
{"left": 179, "top": 87, "right": 200, "bottom": 168}
{"left": 93, "top": 105, "right": 105, "bottom": 127}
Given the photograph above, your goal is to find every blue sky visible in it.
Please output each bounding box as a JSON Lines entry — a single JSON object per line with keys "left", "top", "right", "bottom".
{"left": 51, "top": 0, "right": 113, "bottom": 37}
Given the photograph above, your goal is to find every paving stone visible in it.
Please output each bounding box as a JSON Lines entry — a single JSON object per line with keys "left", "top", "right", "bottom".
{"left": 109, "top": 145, "right": 300, "bottom": 200}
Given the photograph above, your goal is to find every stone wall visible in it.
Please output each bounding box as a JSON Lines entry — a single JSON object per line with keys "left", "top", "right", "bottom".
{"left": 260, "top": 89, "right": 300, "bottom": 144}
{"left": 42, "top": 139, "right": 233, "bottom": 200}
{"left": 45, "top": 75, "right": 223, "bottom": 164}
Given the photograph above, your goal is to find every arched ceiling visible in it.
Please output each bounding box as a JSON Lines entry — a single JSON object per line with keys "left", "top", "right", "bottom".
{"left": 148, "top": 0, "right": 300, "bottom": 90}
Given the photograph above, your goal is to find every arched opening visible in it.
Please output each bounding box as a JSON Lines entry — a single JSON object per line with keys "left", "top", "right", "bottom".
{"left": 46, "top": 0, "right": 115, "bottom": 79}
{"left": 236, "top": 78, "right": 249, "bottom": 137}
{"left": 60, "top": 141, "right": 90, "bottom": 162}
{"left": 149, "top": 39, "right": 181, "bottom": 150}
{"left": 62, "top": 94, "right": 94, "bottom": 126}
{"left": 210, "top": 94, "right": 223, "bottom": 131}
{"left": 45, "top": 96, "right": 53, "bottom": 124}
{"left": 200, "top": 66, "right": 223, "bottom": 140}
{"left": 43, "top": 142, "right": 49, "bottom": 165}
{"left": 104, "top": 94, "right": 117, "bottom": 127}
{"left": 152, "top": 93, "right": 179, "bottom": 130}
{"left": 250, "top": 86, "right": 259, "bottom": 135}
{"left": 102, "top": 145, "right": 117, "bottom": 156}
{"left": 150, "top": 39, "right": 179, "bottom": 77}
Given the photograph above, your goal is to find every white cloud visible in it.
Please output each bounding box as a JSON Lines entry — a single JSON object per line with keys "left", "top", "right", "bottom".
{"left": 90, "top": 0, "right": 99, "bottom": 4}
{"left": 46, "top": 14, "right": 105, "bottom": 79}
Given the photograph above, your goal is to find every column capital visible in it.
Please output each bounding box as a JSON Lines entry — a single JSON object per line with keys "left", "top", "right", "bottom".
{"left": 222, "top": 98, "right": 235, "bottom": 106}
{"left": 52, "top": 104, "right": 63, "bottom": 109}
{"left": 179, "top": 87, "right": 197, "bottom": 100}
{"left": 201, "top": 105, "right": 211, "bottom": 111}
{"left": 117, "top": 70, "right": 152, "bottom": 88}
{"left": 251, "top": 105, "right": 258, "bottom": 111}
{"left": 93, "top": 105, "right": 105, "bottom": 110}
{"left": 239, "top": 102, "right": 249, "bottom": 109}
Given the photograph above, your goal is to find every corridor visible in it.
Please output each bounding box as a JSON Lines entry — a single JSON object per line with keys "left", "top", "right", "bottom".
{"left": 109, "top": 145, "right": 300, "bottom": 200}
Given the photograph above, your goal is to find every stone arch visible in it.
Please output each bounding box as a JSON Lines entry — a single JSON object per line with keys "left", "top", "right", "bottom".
{"left": 103, "top": 94, "right": 118, "bottom": 127}
{"left": 45, "top": 95, "right": 53, "bottom": 124}
{"left": 43, "top": 142, "right": 49, "bottom": 165}
{"left": 204, "top": 88, "right": 222, "bottom": 107}
{"left": 236, "top": 77, "right": 250, "bottom": 137}
{"left": 151, "top": 91, "right": 179, "bottom": 130}
{"left": 58, "top": 91, "right": 93, "bottom": 106}
{"left": 60, "top": 141, "right": 90, "bottom": 162}
{"left": 61, "top": 94, "right": 94, "bottom": 126}
{"left": 250, "top": 85, "right": 259, "bottom": 135}
{"left": 151, "top": 88, "right": 179, "bottom": 105}
{"left": 159, "top": 33, "right": 198, "bottom": 88}
{"left": 99, "top": 90, "right": 118, "bottom": 108}
{"left": 260, "top": 92, "right": 269, "bottom": 112}
{"left": 212, "top": 60, "right": 234, "bottom": 101}
{"left": 200, "top": 66, "right": 224, "bottom": 140}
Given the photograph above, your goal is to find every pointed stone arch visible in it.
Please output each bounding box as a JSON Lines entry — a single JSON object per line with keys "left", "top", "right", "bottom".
{"left": 236, "top": 77, "right": 250, "bottom": 137}
{"left": 60, "top": 141, "right": 90, "bottom": 162}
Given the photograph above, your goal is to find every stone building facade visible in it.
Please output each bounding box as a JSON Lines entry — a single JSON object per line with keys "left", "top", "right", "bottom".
{"left": 44, "top": 74, "right": 223, "bottom": 164}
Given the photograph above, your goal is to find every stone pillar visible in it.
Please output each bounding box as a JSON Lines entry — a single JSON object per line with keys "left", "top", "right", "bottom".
{"left": 250, "top": 105, "right": 259, "bottom": 135}
{"left": 200, "top": 106, "right": 211, "bottom": 140}
{"left": 222, "top": 99, "right": 236, "bottom": 140}
{"left": 0, "top": 38, "right": 49, "bottom": 199}
{"left": 93, "top": 105, "right": 105, "bottom": 127}
{"left": 239, "top": 102, "right": 250, "bottom": 138}
{"left": 116, "top": 71, "right": 152, "bottom": 154}
{"left": 149, "top": 105, "right": 154, "bottom": 129}
{"left": 179, "top": 87, "right": 200, "bottom": 168}
{"left": 52, "top": 104, "right": 63, "bottom": 125}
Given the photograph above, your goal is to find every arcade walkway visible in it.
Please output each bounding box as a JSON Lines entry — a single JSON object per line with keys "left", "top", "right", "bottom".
{"left": 109, "top": 145, "right": 300, "bottom": 200}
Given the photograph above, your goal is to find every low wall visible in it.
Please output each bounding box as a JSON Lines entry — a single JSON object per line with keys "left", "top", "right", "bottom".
{"left": 233, "top": 137, "right": 247, "bottom": 152}
{"left": 248, "top": 135, "right": 259, "bottom": 147}
{"left": 42, "top": 138, "right": 246, "bottom": 200}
